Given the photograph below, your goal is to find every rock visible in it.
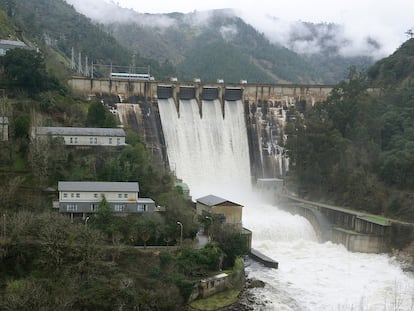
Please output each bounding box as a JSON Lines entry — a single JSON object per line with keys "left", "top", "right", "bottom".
{"left": 247, "top": 278, "right": 266, "bottom": 288}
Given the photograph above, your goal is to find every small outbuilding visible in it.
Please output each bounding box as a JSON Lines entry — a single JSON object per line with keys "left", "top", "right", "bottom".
{"left": 196, "top": 194, "right": 243, "bottom": 229}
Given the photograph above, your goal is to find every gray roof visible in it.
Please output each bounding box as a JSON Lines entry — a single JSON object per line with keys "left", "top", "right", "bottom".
{"left": 0, "top": 39, "right": 28, "bottom": 48}
{"left": 196, "top": 194, "right": 242, "bottom": 207}
{"left": 34, "top": 127, "right": 125, "bottom": 137}
{"left": 138, "top": 198, "right": 155, "bottom": 204}
{"left": 58, "top": 181, "right": 139, "bottom": 192}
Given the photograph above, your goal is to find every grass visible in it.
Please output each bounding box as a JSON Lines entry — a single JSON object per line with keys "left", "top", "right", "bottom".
{"left": 358, "top": 215, "right": 391, "bottom": 226}
{"left": 189, "top": 288, "right": 241, "bottom": 311}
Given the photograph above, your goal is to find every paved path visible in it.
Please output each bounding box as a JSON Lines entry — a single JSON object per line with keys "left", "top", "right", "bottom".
{"left": 195, "top": 230, "right": 209, "bottom": 249}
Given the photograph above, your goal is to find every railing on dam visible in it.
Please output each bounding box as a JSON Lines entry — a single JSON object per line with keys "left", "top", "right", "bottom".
{"left": 68, "top": 76, "right": 334, "bottom": 104}
{"left": 280, "top": 195, "right": 393, "bottom": 253}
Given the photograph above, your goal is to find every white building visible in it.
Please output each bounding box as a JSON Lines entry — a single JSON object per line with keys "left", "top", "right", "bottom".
{"left": 31, "top": 127, "right": 126, "bottom": 146}
{"left": 0, "top": 39, "right": 35, "bottom": 56}
{"left": 57, "top": 181, "right": 156, "bottom": 218}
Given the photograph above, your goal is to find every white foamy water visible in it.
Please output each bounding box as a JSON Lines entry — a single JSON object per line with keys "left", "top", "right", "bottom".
{"left": 244, "top": 204, "right": 414, "bottom": 311}
{"left": 156, "top": 98, "right": 414, "bottom": 310}
{"left": 158, "top": 98, "right": 251, "bottom": 199}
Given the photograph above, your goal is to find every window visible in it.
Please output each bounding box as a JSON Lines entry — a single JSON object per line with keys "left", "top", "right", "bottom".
{"left": 124, "top": 193, "right": 128, "bottom": 198}
{"left": 114, "top": 204, "right": 124, "bottom": 212}
{"left": 71, "top": 193, "right": 74, "bottom": 198}
{"left": 76, "top": 193, "right": 80, "bottom": 198}
{"left": 118, "top": 193, "right": 122, "bottom": 198}
{"left": 94, "top": 137, "right": 97, "bottom": 144}
{"left": 75, "top": 137, "right": 78, "bottom": 144}
{"left": 90, "top": 203, "right": 98, "bottom": 212}
{"left": 94, "top": 193, "right": 98, "bottom": 198}
{"left": 90, "top": 137, "right": 93, "bottom": 144}
{"left": 117, "top": 138, "right": 121, "bottom": 145}
{"left": 63, "top": 193, "right": 68, "bottom": 198}
{"left": 137, "top": 204, "right": 147, "bottom": 212}
{"left": 109, "top": 137, "right": 112, "bottom": 144}
{"left": 70, "top": 137, "right": 73, "bottom": 144}
{"left": 67, "top": 204, "right": 77, "bottom": 212}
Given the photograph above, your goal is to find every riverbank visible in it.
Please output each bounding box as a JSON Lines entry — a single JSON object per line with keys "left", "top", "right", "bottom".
{"left": 187, "top": 277, "right": 268, "bottom": 311}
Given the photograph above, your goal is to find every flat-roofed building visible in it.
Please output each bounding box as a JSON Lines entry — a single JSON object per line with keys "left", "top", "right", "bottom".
{"left": 0, "top": 39, "right": 34, "bottom": 56}
{"left": 58, "top": 181, "right": 156, "bottom": 219}
{"left": 31, "top": 127, "right": 126, "bottom": 146}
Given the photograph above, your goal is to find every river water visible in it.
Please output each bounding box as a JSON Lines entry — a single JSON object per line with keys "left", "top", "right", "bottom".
{"left": 155, "top": 98, "right": 414, "bottom": 311}
{"left": 243, "top": 203, "right": 414, "bottom": 311}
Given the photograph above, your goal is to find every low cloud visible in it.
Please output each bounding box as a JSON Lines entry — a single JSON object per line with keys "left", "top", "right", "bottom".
{"left": 220, "top": 24, "right": 238, "bottom": 42}
{"left": 66, "top": 0, "right": 410, "bottom": 60}
{"left": 65, "top": 0, "right": 176, "bottom": 28}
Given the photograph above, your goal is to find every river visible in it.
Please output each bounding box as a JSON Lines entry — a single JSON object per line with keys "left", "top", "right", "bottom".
{"left": 155, "top": 97, "right": 414, "bottom": 310}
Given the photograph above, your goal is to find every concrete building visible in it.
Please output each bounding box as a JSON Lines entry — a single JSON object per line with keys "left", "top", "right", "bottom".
{"left": 0, "top": 39, "right": 34, "bottom": 56}
{"left": 0, "top": 117, "right": 8, "bottom": 141}
{"left": 57, "top": 181, "right": 156, "bottom": 219}
{"left": 31, "top": 126, "right": 126, "bottom": 147}
{"left": 196, "top": 194, "right": 243, "bottom": 229}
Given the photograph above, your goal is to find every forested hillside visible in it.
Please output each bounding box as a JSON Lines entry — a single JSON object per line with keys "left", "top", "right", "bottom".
{"left": 0, "top": 0, "right": 175, "bottom": 79}
{"left": 1, "top": 1, "right": 413, "bottom": 308}
{"left": 285, "top": 38, "right": 414, "bottom": 221}
{"left": 0, "top": 3, "right": 248, "bottom": 309}
{"left": 102, "top": 8, "right": 374, "bottom": 84}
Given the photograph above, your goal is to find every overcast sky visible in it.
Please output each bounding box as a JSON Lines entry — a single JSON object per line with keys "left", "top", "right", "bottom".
{"left": 68, "top": 0, "right": 414, "bottom": 58}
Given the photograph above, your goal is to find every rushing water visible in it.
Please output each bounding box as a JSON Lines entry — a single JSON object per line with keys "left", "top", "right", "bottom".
{"left": 157, "top": 98, "right": 414, "bottom": 311}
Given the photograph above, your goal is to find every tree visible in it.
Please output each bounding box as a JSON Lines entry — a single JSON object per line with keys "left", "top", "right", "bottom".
{"left": 133, "top": 214, "right": 162, "bottom": 248}
{"left": 86, "top": 101, "right": 117, "bottom": 128}
{"left": 13, "top": 114, "right": 30, "bottom": 139}
{"left": 37, "top": 213, "right": 71, "bottom": 273}
{"left": 2, "top": 49, "right": 48, "bottom": 93}
{"left": 93, "top": 197, "right": 115, "bottom": 239}
{"left": 215, "top": 227, "right": 248, "bottom": 268}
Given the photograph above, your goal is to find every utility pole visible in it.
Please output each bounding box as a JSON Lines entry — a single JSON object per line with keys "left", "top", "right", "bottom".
{"left": 78, "top": 51, "right": 82, "bottom": 74}
{"left": 71, "top": 47, "right": 75, "bottom": 70}
{"left": 84, "top": 55, "right": 89, "bottom": 77}
{"left": 177, "top": 221, "right": 183, "bottom": 247}
{"left": 3, "top": 214, "right": 5, "bottom": 240}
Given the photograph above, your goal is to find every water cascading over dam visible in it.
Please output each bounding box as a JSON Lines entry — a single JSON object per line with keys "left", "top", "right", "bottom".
{"left": 156, "top": 96, "right": 414, "bottom": 310}
{"left": 157, "top": 98, "right": 251, "bottom": 199}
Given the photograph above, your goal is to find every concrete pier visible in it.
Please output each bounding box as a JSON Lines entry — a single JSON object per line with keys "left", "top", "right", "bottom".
{"left": 249, "top": 248, "right": 278, "bottom": 269}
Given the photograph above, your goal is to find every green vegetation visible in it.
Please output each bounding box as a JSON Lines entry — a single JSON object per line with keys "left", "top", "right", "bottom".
{"left": 285, "top": 39, "right": 414, "bottom": 221}
{"left": 358, "top": 215, "right": 391, "bottom": 226}
{"left": 0, "top": 17, "right": 247, "bottom": 308}
{"left": 189, "top": 289, "right": 240, "bottom": 310}
{"left": 189, "top": 257, "right": 245, "bottom": 310}
{"left": 0, "top": 0, "right": 175, "bottom": 80}
{"left": 107, "top": 10, "right": 370, "bottom": 84}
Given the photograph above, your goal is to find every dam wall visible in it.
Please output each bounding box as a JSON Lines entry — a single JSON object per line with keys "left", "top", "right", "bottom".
{"left": 280, "top": 196, "right": 393, "bottom": 253}
{"left": 69, "top": 77, "right": 333, "bottom": 180}
{"left": 69, "top": 77, "right": 332, "bottom": 105}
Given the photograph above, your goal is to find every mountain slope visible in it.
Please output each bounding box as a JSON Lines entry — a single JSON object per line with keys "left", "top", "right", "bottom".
{"left": 65, "top": 1, "right": 377, "bottom": 84}
{"left": 106, "top": 10, "right": 324, "bottom": 83}
{"left": 0, "top": 0, "right": 175, "bottom": 79}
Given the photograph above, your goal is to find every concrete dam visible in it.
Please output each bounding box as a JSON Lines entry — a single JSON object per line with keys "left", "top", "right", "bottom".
{"left": 69, "top": 77, "right": 333, "bottom": 182}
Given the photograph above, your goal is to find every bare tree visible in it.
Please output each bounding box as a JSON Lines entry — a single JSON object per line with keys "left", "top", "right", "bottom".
{"left": 0, "top": 176, "right": 24, "bottom": 209}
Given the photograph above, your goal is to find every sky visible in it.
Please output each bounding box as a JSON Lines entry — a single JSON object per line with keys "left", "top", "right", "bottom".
{"left": 68, "top": 0, "right": 414, "bottom": 58}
